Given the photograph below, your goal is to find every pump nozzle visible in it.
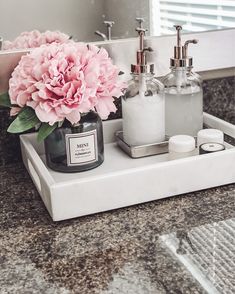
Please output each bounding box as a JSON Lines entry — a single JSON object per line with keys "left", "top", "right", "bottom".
{"left": 170, "top": 25, "right": 198, "bottom": 68}
{"left": 136, "top": 27, "right": 147, "bottom": 51}
{"left": 131, "top": 27, "right": 154, "bottom": 74}
{"left": 174, "top": 25, "right": 182, "bottom": 46}
{"left": 182, "top": 39, "right": 198, "bottom": 59}
{"left": 173, "top": 25, "right": 182, "bottom": 59}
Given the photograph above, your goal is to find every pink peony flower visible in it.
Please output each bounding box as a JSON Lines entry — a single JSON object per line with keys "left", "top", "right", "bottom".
{"left": 3, "top": 30, "right": 70, "bottom": 50}
{"left": 9, "top": 42, "right": 125, "bottom": 125}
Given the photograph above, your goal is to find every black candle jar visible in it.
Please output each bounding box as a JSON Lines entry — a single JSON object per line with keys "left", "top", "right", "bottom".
{"left": 44, "top": 111, "right": 104, "bottom": 173}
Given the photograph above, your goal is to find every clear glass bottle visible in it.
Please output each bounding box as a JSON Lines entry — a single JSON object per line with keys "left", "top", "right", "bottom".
{"left": 162, "top": 25, "right": 203, "bottom": 138}
{"left": 44, "top": 111, "right": 104, "bottom": 173}
{"left": 122, "top": 28, "right": 165, "bottom": 146}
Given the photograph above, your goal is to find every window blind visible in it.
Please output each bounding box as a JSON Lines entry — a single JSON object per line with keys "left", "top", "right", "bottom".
{"left": 150, "top": 0, "right": 235, "bottom": 35}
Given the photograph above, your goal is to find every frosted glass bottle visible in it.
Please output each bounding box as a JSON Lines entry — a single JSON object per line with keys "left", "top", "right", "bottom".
{"left": 162, "top": 24, "right": 203, "bottom": 138}
{"left": 162, "top": 67, "right": 203, "bottom": 137}
{"left": 122, "top": 73, "right": 165, "bottom": 146}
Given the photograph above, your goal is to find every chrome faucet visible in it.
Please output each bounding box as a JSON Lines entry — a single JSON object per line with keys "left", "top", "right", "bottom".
{"left": 104, "top": 21, "right": 114, "bottom": 41}
{"left": 94, "top": 21, "right": 115, "bottom": 41}
{"left": 136, "top": 17, "right": 145, "bottom": 29}
{"left": 94, "top": 31, "right": 108, "bottom": 41}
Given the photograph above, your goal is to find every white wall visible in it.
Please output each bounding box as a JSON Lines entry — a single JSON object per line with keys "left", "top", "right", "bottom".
{"left": 0, "top": 0, "right": 151, "bottom": 43}
{"left": 98, "top": 28, "right": 235, "bottom": 80}
{"left": 0, "top": 0, "right": 105, "bottom": 42}
{"left": 103, "top": 0, "right": 150, "bottom": 39}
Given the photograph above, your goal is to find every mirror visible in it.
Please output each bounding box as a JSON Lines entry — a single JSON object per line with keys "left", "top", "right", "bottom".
{"left": 1, "top": 0, "right": 235, "bottom": 50}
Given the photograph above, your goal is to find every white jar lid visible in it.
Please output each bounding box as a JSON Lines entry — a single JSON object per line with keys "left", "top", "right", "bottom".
{"left": 197, "top": 129, "right": 224, "bottom": 147}
{"left": 169, "top": 135, "right": 195, "bottom": 153}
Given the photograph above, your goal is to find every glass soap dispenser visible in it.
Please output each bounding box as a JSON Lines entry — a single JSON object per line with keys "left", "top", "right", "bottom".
{"left": 162, "top": 25, "right": 203, "bottom": 138}
{"left": 122, "top": 28, "right": 165, "bottom": 146}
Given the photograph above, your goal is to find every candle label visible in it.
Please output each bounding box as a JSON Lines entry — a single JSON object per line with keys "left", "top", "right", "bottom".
{"left": 65, "top": 130, "right": 98, "bottom": 166}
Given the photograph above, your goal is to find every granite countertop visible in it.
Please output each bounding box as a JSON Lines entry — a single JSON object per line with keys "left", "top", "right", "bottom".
{"left": 0, "top": 76, "right": 235, "bottom": 294}
{"left": 0, "top": 162, "right": 235, "bottom": 294}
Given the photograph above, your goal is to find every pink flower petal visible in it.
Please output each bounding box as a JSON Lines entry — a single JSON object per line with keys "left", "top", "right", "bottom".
{"left": 35, "top": 105, "right": 59, "bottom": 125}
{"left": 10, "top": 107, "right": 21, "bottom": 116}
{"left": 95, "top": 97, "right": 117, "bottom": 119}
{"left": 66, "top": 109, "right": 81, "bottom": 125}
{"left": 8, "top": 41, "right": 124, "bottom": 125}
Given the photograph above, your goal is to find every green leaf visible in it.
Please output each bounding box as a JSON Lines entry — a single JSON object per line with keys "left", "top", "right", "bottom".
{"left": 37, "top": 122, "right": 57, "bottom": 142}
{"left": 0, "top": 92, "right": 11, "bottom": 107}
{"left": 7, "top": 107, "right": 40, "bottom": 133}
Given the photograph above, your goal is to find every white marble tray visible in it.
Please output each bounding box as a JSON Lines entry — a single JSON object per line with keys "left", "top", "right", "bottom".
{"left": 20, "top": 113, "right": 235, "bottom": 221}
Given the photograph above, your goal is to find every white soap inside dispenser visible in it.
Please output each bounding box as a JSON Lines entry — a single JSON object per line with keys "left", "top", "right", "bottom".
{"left": 122, "top": 27, "right": 165, "bottom": 146}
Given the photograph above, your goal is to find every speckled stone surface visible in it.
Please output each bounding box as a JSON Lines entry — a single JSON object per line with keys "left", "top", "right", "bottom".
{"left": 0, "top": 162, "right": 235, "bottom": 293}
{"left": 203, "top": 76, "right": 235, "bottom": 124}
{"left": 0, "top": 75, "right": 235, "bottom": 293}
{"left": 0, "top": 107, "right": 21, "bottom": 167}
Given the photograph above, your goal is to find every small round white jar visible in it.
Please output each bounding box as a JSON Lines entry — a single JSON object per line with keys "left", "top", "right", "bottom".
{"left": 197, "top": 129, "right": 224, "bottom": 147}
{"left": 169, "top": 135, "right": 196, "bottom": 160}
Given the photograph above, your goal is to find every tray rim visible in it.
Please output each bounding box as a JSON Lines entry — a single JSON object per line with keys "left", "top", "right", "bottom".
{"left": 20, "top": 112, "right": 235, "bottom": 221}
{"left": 20, "top": 112, "right": 235, "bottom": 188}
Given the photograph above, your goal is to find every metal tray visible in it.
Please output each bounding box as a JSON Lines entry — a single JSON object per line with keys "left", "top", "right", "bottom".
{"left": 116, "top": 131, "right": 169, "bottom": 158}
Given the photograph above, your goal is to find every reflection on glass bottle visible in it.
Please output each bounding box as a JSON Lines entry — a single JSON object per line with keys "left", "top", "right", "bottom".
{"left": 45, "top": 111, "right": 104, "bottom": 173}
